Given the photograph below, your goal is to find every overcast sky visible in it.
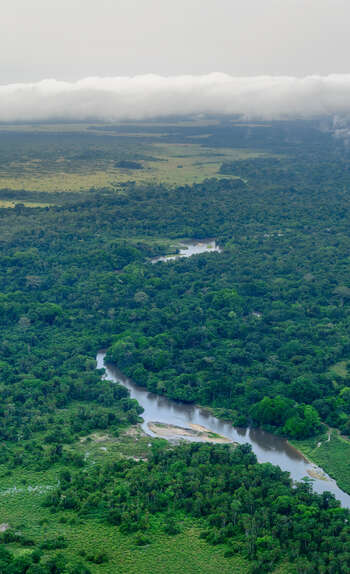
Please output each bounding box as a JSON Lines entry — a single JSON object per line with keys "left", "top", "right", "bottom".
{"left": 2, "top": 0, "right": 350, "bottom": 82}
{"left": 1, "top": 0, "right": 350, "bottom": 122}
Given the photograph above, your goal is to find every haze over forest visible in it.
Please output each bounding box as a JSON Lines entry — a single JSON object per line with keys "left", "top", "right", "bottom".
{"left": 3, "top": 74, "right": 350, "bottom": 122}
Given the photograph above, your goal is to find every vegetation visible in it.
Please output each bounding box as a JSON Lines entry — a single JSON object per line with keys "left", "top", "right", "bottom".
{"left": 293, "top": 431, "right": 350, "bottom": 494}
{"left": 0, "top": 117, "right": 349, "bottom": 571}
{"left": 0, "top": 123, "right": 261, "bottom": 191}
{"left": 45, "top": 443, "right": 350, "bottom": 573}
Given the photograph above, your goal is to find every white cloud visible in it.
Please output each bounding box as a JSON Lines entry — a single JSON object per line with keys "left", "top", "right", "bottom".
{"left": 2, "top": 74, "right": 350, "bottom": 122}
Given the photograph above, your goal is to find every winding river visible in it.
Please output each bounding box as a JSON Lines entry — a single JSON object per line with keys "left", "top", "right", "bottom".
{"left": 150, "top": 240, "right": 221, "bottom": 263}
{"left": 97, "top": 354, "right": 350, "bottom": 508}
{"left": 97, "top": 240, "right": 350, "bottom": 508}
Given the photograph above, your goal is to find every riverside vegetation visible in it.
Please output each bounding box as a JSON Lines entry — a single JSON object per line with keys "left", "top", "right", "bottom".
{"left": 0, "top": 118, "right": 350, "bottom": 572}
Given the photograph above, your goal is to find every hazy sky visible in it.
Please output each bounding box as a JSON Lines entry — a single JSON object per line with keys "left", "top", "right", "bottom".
{"left": 2, "top": 0, "right": 350, "bottom": 82}
{"left": 1, "top": 0, "right": 350, "bottom": 122}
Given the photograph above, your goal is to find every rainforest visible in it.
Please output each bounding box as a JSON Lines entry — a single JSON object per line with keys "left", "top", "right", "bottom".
{"left": 0, "top": 118, "right": 350, "bottom": 573}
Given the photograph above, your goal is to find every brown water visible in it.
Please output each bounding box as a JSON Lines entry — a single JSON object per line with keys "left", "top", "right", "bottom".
{"left": 97, "top": 353, "right": 350, "bottom": 508}
{"left": 150, "top": 240, "right": 221, "bottom": 263}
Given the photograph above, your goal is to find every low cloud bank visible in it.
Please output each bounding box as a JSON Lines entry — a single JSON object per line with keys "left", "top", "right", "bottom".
{"left": 2, "top": 74, "right": 350, "bottom": 122}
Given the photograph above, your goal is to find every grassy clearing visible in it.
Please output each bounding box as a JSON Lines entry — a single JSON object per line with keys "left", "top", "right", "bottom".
{"left": 143, "top": 143, "right": 264, "bottom": 186}
{"left": 0, "top": 123, "right": 266, "bottom": 191}
{"left": 77, "top": 425, "right": 155, "bottom": 464}
{"left": 292, "top": 430, "right": 350, "bottom": 494}
{"left": 0, "top": 120, "right": 221, "bottom": 133}
{"left": 328, "top": 360, "right": 349, "bottom": 378}
{"left": 0, "top": 199, "right": 52, "bottom": 208}
{"left": 0, "top": 170, "right": 125, "bottom": 193}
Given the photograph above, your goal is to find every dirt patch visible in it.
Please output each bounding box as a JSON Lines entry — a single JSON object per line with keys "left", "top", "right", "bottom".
{"left": 307, "top": 468, "right": 328, "bottom": 481}
{"left": 80, "top": 425, "right": 146, "bottom": 444}
{"left": 80, "top": 433, "right": 111, "bottom": 443}
{"left": 190, "top": 423, "right": 212, "bottom": 433}
{"left": 123, "top": 424, "right": 146, "bottom": 438}
{"left": 148, "top": 422, "right": 232, "bottom": 444}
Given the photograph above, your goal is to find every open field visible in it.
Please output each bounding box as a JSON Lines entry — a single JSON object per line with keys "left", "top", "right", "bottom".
{"left": 0, "top": 122, "right": 268, "bottom": 192}
{"left": 142, "top": 143, "right": 262, "bottom": 186}
{"left": 0, "top": 143, "right": 261, "bottom": 191}
{"left": 0, "top": 199, "right": 52, "bottom": 208}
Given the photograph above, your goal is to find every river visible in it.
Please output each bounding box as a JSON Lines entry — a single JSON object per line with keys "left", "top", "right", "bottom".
{"left": 97, "top": 353, "right": 350, "bottom": 508}
{"left": 98, "top": 239, "right": 350, "bottom": 508}
{"left": 150, "top": 240, "right": 221, "bottom": 263}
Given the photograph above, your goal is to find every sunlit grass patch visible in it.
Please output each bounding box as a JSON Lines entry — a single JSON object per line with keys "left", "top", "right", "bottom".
{"left": 328, "top": 360, "right": 349, "bottom": 378}
{"left": 0, "top": 200, "right": 52, "bottom": 208}
{"left": 0, "top": 136, "right": 265, "bottom": 191}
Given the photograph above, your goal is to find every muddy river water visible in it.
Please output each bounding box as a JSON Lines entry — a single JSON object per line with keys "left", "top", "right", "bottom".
{"left": 96, "top": 355, "right": 350, "bottom": 508}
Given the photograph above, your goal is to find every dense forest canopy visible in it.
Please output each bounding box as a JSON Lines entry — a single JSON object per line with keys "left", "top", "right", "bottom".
{"left": 0, "top": 118, "right": 350, "bottom": 571}
{"left": 46, "top": 443, "right": 350, "bottom": 574}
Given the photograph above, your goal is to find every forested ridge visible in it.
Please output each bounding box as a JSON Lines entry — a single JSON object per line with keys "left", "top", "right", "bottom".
{"left": 0, "top": 120, "right": 350, "bottom": 571}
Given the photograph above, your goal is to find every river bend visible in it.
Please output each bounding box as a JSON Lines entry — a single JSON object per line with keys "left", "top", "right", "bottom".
{"left": 98, "top": 239, "right": 350, "bottom": 508}
{"left": 97, "top": 353, "right": 350, "bottom": 508}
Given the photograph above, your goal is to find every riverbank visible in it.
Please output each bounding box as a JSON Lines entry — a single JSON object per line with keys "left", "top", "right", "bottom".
{"left": 199, "top": 404, "right": 348, "bottom": 489}
{"left": 148, "top": 422, "right": 233, "bottom": 443}
{"left": 148, "top": 420, "right": 331, "bottom": 483}
{"left": 291, "top": 430, "right": 350, "bottom": 495}
{"left": 100, "top": 352, "right": 350, "bottom": 507}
